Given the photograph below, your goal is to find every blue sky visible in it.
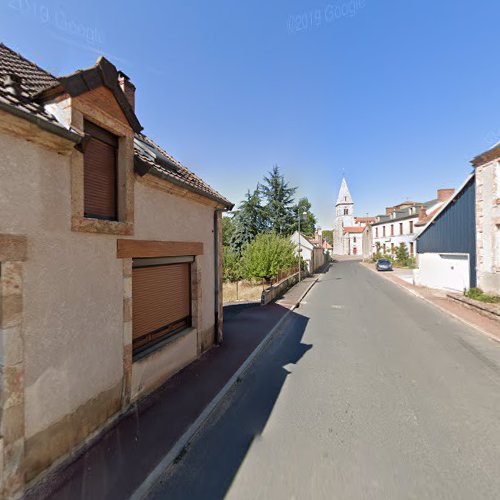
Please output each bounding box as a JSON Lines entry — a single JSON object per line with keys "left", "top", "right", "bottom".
{"left": 2, "top": 0, "right": 500, "bottom": 227}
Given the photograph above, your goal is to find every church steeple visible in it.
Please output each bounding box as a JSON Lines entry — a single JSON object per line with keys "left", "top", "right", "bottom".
{"left": 336, "top": 177, "right": 353, "bottom": 206}
{"left": 335, "top": 177, "right": 355, "bottom": 220}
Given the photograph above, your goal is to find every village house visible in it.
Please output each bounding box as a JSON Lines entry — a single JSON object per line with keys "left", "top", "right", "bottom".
{"left": 0, "top": 44, "right": 233, "bottom": 497}
{"left": 290, "top": 231, "right": 325, "bottom": 273}
{"left": 371, "top": 189, "right": 455, "bottom": 258}
{"left": 472, "top": 144, "right": 500, "bottom": 294}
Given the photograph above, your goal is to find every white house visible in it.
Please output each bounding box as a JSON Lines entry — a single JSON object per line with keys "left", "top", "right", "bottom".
{"left": 290, "top": 231, "right": 325, "bottom": 273}
{"left": 371, "top": 189, "right": 455, "bottom": 258}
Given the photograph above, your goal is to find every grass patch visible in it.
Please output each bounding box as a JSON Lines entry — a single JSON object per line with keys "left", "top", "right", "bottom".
{"left": 465, "top": 288, "right": 500, "bottom": 304}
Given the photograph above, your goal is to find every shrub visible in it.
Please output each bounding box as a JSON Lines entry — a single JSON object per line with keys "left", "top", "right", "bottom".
{"left": 223, "top": 246, "right": 243, "bottom": 283}
{"left": 465, "top": 288, "right": 500, "bottom": 304}
{"left": 241, "top": 233, "right": 296, "bottom": 280}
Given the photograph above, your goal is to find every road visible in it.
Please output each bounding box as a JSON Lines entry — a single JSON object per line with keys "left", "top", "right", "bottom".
{"left": 147, "top": 260, "right": 500, "bottom": 500}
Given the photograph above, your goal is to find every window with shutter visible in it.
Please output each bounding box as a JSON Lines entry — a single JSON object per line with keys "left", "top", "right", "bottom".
{"left": 83, "top": 120, "right": 118, "bottom": 220}
{"left": 132, "top": 258, "right": 192, "bottom": 356}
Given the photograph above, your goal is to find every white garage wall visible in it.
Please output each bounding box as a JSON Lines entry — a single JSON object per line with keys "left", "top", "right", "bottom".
{"left": 415, "top": 253, "right": 470, "bottom": 292}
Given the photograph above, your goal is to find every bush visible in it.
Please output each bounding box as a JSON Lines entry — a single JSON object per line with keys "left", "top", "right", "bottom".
{"left": 241, "top": 233, "right": 296, "bottom": 280}
{"left": 465, "top": 288, "right": 500, "bottom": 304}
{"left": 223, "top": 246, "right": 243, "bottom": 283}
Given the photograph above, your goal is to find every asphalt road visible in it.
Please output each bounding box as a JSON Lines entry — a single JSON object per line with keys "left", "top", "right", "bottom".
{"left": 147, "top": 261, "right": 500, "bottom": 500}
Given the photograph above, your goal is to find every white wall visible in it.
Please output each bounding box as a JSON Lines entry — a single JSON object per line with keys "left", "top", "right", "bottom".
{"left": 414, "top": 253, "right": 470, "bottom": 292}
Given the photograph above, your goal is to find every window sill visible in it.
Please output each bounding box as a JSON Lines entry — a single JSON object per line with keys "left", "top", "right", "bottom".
{"left": 72, "top": 216, "right": 133, "bottom": 236}
{"left": 133, "top": 327, "right": 196, "bottom": 363}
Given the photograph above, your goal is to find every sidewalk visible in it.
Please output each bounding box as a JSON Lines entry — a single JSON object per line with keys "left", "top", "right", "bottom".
{"left": 28, "top": 276, "right": 319, "bottom": 500}
{"left": 362, "top": 262, "right": 500, "bottom": 342}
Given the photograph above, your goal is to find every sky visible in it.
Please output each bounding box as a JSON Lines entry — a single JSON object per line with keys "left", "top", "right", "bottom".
{"left": 2, "top": 0, "right": 500, "bottom": 228}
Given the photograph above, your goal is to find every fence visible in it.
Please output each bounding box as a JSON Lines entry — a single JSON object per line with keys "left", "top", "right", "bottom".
{"left": 273, "top": 265, "right": 300, "bottom": 285}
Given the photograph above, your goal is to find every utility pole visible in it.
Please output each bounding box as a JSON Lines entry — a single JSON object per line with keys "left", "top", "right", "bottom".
{"left": 298, "top": 209, "right": 307, "bottom": 282}
{"left": 298, "top": 207, "right": 301, "bottom": 283}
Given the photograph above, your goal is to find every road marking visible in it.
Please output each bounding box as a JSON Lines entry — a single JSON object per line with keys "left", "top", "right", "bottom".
{"left": 331, "top": 305, "right": 344, "bottom": 310}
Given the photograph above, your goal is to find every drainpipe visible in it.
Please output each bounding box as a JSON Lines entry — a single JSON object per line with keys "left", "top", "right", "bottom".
{"left": 214, "top": 208, "right": 227, "bottom": 345}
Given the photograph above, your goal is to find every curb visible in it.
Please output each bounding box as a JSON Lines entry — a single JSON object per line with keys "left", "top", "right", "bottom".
{"left": 361, "top": 262, "right": 500, "bottom": 344}
{"left": 130, "top": 275, "right": 320, "bottom": 499}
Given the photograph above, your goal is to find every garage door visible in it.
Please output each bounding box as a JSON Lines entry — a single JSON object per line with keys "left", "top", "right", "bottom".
{"left": 132, "top": 257, "right": 193, "bottom": 355}
{"left": 417, "top": 253, "right": 470, "bottom": 292}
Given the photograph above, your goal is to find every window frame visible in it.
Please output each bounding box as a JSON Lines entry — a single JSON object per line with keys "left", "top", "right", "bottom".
{"left": 131, "top": 256, "right": 194, "bottom": 359}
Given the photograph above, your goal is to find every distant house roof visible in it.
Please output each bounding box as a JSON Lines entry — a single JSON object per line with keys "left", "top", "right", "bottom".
{"left": 355, "top": 217, "right": 376, "bottom": 224}
{"left": 372, "top": 199, "right": 438, "bottom": 226}
{"left": 343, "top": 226, "right": 365, "bottom": 233}
{"left": 291, "top": 232, "right": 322, "bottom": 249}
{"left": 0, "top": 43, "right": 233, "bottom": 209}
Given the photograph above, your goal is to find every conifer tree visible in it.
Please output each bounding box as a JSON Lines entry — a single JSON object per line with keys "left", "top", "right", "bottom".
{"left": 261, "top": 165, "right": 297, "bottom": 235}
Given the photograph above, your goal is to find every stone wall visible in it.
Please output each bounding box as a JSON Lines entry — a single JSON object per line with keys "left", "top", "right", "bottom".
{"left": 475, "top": 161, "right": 500, "bottom": 294}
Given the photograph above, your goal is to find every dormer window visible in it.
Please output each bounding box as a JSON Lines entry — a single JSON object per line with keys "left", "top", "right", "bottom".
{"left": 83, "top": 120, "right": 118, "bottom": 221}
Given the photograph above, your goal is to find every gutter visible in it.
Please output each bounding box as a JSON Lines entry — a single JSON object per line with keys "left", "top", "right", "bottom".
{"left": 213, "top": 207, "right": 231, "bottom": 344}
{"left": 0, "top": 100, "right": 81, "bottom": 143}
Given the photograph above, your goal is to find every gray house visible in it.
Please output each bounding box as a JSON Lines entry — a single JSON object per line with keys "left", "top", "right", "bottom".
{"left": 414, "top": 174, "right": 476, "bottom": 291}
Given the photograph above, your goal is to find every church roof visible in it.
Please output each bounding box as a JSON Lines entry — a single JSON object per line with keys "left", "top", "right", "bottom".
{"left": 336, "top": 177, "right": 353, "bottom": 205}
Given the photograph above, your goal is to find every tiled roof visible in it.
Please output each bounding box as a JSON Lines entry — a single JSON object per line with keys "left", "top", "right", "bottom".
{"left": 0, "top": 44, "right": 69, "bottom": 129}
{"left": 343, "top": 226, "right": 365, "bottom": 233}
{"left": 0, "top": 76, "right": 61, "bottom": 126}
{"left": 0, "top": 42, "right": 232, "bottom": 208}
{"left": 355, "top": 217, "right": 376, "bottom": 224}
{"left": 134, "top": 134, "right": 233, "bottom": 208}
{"left": 0, "top": 44, "right": 57, "bottom": 94}
{"left": 373, "top": 199, "right": 438, "bottom": 225}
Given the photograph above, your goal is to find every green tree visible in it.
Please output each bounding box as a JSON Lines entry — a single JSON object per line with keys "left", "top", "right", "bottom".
{"left": 230, "top": 186, "right": 265, "bottom": 253}
{"left": 223, "top": 246, "right": 243, "bottom": 282}
{"left": 372, "top": 241, "right": 383, "bottom": 262}
{"left": 322, "top": 230, "right": 333, "bottom": 246}
{"left": 241, "top": 233, "right": 296, "bottom": 280}
{"left": 222, "top": 216, "right": 235, "bottom": 247}
{"left": 261, "top": 165, "right": 297, "bottom": 235}
{"left": 292, "top": 197, "right": 317, "bottom": 236}
{"left": 395, "top": 242, "right": 409, "bottom": 265}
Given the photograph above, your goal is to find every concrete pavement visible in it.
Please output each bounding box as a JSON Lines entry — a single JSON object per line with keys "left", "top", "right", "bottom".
{"left": 147, "top": 260, "right": 500, "bottom": 500}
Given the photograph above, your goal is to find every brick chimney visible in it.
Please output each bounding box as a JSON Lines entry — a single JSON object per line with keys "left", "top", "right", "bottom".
{"left": 437, "top": 188, "right": 455, "bottom": 202}
{"left": 418, "top": 205, "right": 427, "bottom": 223}
{"left": 118, "top": 71, "right": 135, "bottom": 111}
{"left": 385, "top": 207, "right": 394, "bottom": 216}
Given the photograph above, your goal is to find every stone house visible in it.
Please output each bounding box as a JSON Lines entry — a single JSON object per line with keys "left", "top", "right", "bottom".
{"left": 472, "top": 144, "right": 500, "bottom": 293}
{"left": 0, "top": 43, "right": 232, "bottom": 497}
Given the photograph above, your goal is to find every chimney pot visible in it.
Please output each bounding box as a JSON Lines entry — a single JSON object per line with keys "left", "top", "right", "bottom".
{"left": 118, "top": 71, "right": 135, "bottom": 111}
{"left": 437, "top": 188, "right": 455, "bottom": 202}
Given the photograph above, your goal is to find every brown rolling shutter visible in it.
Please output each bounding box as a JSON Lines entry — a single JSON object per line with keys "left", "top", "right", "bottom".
{"left": 132, "top": 263, "right": 191, "bottom": 353}
{"left": 84, "top": 121, "right": 118, "bottom": 220}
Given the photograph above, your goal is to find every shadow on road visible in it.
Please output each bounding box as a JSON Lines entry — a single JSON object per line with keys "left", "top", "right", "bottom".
{"left": 150, "top": 309, "right": 311, "bottom": 500}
